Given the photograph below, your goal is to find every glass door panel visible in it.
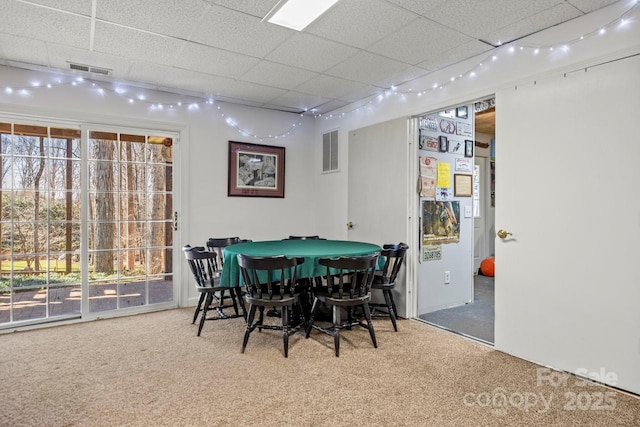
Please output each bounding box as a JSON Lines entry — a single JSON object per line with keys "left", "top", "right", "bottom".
{"left": 87, "top": 131, "right": 174, "bottom": 314}
{"left": 0, "top": 123, "right": 82, "bottom": 325}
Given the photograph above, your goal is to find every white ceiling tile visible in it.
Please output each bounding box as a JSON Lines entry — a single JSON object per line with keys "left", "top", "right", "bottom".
{"left": 480, "top": 4, "right": 583, "bottom": 46}
{"left": 267, "top": 91, "right": 334, "bottom": 112}
{"left": 127, "top": 63, "right": 236, "bottom": 96}
{"left": 294, "top": 75, "right": 369, "bottom": 100}
{"left": 325, "top": 52, "right": 410, "bottom": 86}
{"left": 266, "top": 33, "right": 359, "bottom": 72}
{"left": 96, "top": 0, "right": 209, "bottom": 40}
{"left": 384, "top": 0, "right": 448, "bottom": 15}
{"left": 25, "top": 0, "right": 93, "bottom": 15}
{"left": 218, "top": 80, "right": 287, "bottom": 105}
{"left": 190, "top": 5, "right": 292, "bottom": 58}
{"left": 212, "top": 0, "right": 279, "bottom": 18}
{"left": 417, "top": 40, "right": 493, "bottom": 72}
{"left": 306, "top": 0, "right": 416, "bottom": 49}
{"left": 239, "top": 61, "right": 318, "bottom": 90}
{"left": 93, "top": 21, "right": 186, "bottom": 66}
{"left": 368, "top": 18, "right": 475, "bottom": 65}
{"left": 337, "top": 85, "right": 381, "bottom": 103}
{"left": 0, "top": 34, "right": 48, "bottom": 67}
{"left": 311, "top": 99, "right": 352, "bottom": 115}
{"left": 567, "top": 0, "right": 620, "bottom": 14}
{"left": 423, "top": 0, "right": 561, "bottom": 38}
{"left": 2, "top": 1, "right": 90, "bottom": 49}
{"left": 175, "top": 43, "right": 259, "bottom": 78}
{"left": 373, "top": 65, "right": 431, "bottom": 89}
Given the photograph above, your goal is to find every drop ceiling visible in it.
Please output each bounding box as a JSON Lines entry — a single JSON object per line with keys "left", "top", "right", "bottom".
{"left": 0, "top": 0, "right": 622, "bottom": 115}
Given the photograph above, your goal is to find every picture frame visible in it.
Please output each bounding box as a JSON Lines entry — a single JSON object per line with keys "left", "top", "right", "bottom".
{"left": 454, "top": 174, "right": 473, "bottom": 197}
{"left": 228, "top": 141, "right": 285, "bottom": 198}
{"left": 439, "top": 136, "right": 448, "bottom": 152}
{"left": 456, "top": 106, "right": 468, "bottom": 119}
{"left": 464, "top": 139, "right": 474, "bottom": 157}
{"left": 438, "top": 109, "right": 455, "bottom": 118}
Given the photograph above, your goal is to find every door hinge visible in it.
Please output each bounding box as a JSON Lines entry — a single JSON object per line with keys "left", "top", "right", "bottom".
{"left": 174, "top": 212, "right": 178, "bottom": 231}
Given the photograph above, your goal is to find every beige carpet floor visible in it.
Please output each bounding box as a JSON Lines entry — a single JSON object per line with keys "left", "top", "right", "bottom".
{"left": 1, "top": 308, "right": 638, "bottom": 427}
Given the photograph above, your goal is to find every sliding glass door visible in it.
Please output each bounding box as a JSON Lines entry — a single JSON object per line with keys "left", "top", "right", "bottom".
{"left": 86, "top": 130, "right": 174, "bottom": 314}
{"left": 0, "top": 121, "right": 177, "bottom": 327}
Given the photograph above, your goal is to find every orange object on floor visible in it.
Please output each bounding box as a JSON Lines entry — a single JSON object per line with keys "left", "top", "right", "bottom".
{"left": 480, "top": 257, "right": 495, "bottom": 277}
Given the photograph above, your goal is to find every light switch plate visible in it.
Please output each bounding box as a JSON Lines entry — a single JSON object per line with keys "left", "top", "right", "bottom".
{"left": 464, "top": 205, "right": 472, "bottom": 218}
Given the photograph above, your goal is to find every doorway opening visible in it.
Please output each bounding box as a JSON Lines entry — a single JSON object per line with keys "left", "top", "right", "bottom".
{"left": 415, "top": 98, "right": 496, "bottom": 345}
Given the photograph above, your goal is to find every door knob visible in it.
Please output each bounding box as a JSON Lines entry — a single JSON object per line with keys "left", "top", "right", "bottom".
{"left": 497, "top": 229, "right": 512, "bottom": 239}
{"left": 346, "top": 221, "right": 353, "bottom": 229}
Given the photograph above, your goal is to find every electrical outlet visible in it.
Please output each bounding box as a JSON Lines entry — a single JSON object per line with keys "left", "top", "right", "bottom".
{"left": 444, "top": 270, "right": 451, "bottom": 284}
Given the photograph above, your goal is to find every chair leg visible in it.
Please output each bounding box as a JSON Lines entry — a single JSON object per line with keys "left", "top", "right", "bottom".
{"left": 305, "top": 298, "right": 320, "bottom": 338}
{"left": 389, "top": 291, "right": 399, "bottom": 323}
{"left": 197, "top": 293, "right": 214, "bottom": 337}
{"left": 242, "top": 305, "right": 257, "bottom": 353}
{"left": 297, "top": 300, "right": 307, "bottom": 329}
{"left": 333, "top": 305, "right": 341, "bottom": 357}
{"left": 258, "top": 306, "right": 265, "bottom": 332}
{"left": 282, "top": 305, "right": 289, "bottom": 358}
{"left": 235, "top": 287, "right": 247, "bottom": 320}
{"left": 229, "top": 288, "right": 239, "bottom": 316}
{"left": 192, "top": 292, "right": 206, "bottom": 324}
{"left": 361, "top": 302, "right": 378, "bottom": 349}
{"left": 383, "top": 289, "right": 398, "bottom": 332}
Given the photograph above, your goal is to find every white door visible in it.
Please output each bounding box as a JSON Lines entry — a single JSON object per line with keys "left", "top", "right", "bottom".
{"left": 347, "top": 119, "right": 407, "bottom": 244}
{"left": 347, "top": 118, "right": 409, "bottom": 315}
{"left": 495, "top": 55, "right": 640, "bottom": 394}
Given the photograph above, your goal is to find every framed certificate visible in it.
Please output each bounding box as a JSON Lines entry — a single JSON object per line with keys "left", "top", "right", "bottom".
{"left": 454, "top": 174, "right": 473, "bottom": 197}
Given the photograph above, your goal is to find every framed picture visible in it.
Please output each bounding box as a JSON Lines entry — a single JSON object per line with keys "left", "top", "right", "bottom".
{"left": 454, "top": 174, "right": 473, "bottom": 197}
{"left": 438, "top": 109, "right": 455, "bottom": 118}
{"left": 228, "top": 141, "right": 285, "bottom": 198}
{"left": 465, "top": 139, "right": 474, "bottom": 157}
{"left": 456, "top": 106, "right": 468, "bottom": 119}
{"left": 439, "top": 136, "right": 448, "bottom": 152}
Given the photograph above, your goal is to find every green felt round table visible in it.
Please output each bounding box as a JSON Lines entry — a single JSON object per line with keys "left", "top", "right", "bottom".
{"left": 219, "top": 239, "right": 382, "bottom": 288}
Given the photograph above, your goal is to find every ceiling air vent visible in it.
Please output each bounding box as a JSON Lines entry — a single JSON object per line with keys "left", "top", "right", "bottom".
{"left": 68, "top": 62, "right": 112, "bottom": 76}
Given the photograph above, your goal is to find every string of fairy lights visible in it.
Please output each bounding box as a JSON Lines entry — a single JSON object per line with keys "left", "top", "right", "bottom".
{"left": 1, "top": 0, "right": 638, "bottom": 140}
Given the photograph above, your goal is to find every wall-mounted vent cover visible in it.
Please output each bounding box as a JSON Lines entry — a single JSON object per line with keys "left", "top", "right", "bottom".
{"left": 322, "top": 130, "right": 338, "bottom": 172}
{"left": 68, "top": 62, "right": 112, "bottom": 76}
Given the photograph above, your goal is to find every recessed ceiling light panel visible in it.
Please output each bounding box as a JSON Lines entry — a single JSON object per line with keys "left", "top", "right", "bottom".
{"left": 264, "top": 0, "right": 339, "bottom": 31}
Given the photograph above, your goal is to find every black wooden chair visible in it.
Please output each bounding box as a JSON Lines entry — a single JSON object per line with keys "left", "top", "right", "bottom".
{"left": 305, "top": 254, "right": 379, "bottom": 357}
{"left": 206, "top": 237, "right": 250, "bottom": 316}
{"left": 283, "top": 235, "right": 325, "bottom": 315}
{"left": 237, "top": 254, "right": 306, "bottom": 358}
{"left": 368, "top": 243, "right": 408, "bottom": 332}
{"left": 206, "top": 237, "right": 246, "bottom": 266}
{"left": 183, "top": 245, "right": 241, "bottom": 336}
{"left": 286, "top": 235, "right": 324, "bottom": 240}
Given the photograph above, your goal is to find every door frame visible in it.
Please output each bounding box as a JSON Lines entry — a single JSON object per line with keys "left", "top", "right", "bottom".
{"left": 79, "top": 123, "right": 182, "bottom": 321}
